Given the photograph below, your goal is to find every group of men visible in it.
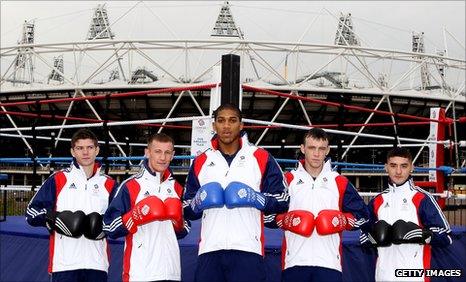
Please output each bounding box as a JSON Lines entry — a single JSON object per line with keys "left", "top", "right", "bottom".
{"left": 26, "top": 103, "right": 452, "bottom": 282}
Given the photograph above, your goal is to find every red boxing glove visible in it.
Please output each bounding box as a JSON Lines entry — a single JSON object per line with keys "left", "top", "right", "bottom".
{"left": 164, "top": 197, "right": 183, "bottom": 231}
{"left": 276, "top": 210, "right": 315, "bottom": 237}
{"left": 315, "top": 209, "right": 348, "bottom": 235}
{"left": 122, "top": 196, "right": 166, "bottom": 234}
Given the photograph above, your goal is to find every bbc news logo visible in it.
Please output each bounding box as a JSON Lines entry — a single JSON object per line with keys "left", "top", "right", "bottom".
{"left": 395, "top": 269, "right": 462, "bottom": 278}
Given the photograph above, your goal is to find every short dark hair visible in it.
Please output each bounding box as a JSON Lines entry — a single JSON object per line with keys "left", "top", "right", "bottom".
{"left": 386, "top": 147, "right": 412, "bottom": 163}
{"left": 213, "top": 103, "right": 242, "bottom": 121}
{"left": 71, "top": 129, "right": 98, "bottom": 148}
{"left": 302, "top": 128, "right": 329, "bottom": 145}
{"left": 147, "top": 133, "right": 174, "bottom": 148}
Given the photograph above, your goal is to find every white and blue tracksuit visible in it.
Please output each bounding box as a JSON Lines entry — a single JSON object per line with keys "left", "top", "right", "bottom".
{"left": 103, "top": 160, "right": 189, "bottom": 282}
{"left": 282, "top": 159, "right": 369, "bottom": 273}
{"left": 183, "top": 132, "right": 289, "bottom": 256}
{"left": 183, "top": 132, "right": 289, "bottom": 282}
{"left": 25, "top": 160, "right": 117, "bottom": 274}
{"left": 360, "top": 178, "right": 452, "bottom": 282}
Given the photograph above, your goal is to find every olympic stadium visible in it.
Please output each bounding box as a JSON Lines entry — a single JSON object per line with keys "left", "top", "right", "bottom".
{"left": 1, "top": 2, "right": 465, "bottom": 281}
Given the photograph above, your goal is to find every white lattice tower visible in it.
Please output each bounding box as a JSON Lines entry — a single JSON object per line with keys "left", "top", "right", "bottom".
{"left": 335, "top": 13, "right": 359, "bottom": 46}
{"left": 48, "top": 55, "right": 64, "bottom": 84}
{"left": 412, "top": 32, "right": 431, "bottom": 90}
{"left": 211, "top": 1, "right": 242, "bottom": 37}
{"left": 13, "top": 20, "right": 35, "bottom": 85}
{"left": 87, "top": 4, "right": 114, "bottom": 40}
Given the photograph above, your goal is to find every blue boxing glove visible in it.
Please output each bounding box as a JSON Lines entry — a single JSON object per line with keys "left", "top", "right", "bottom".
{"left": 224, "top": 182, "right": 266, "bottom": 210}
{"left": 190, "top": 182, "right": 225, "bottom": 213}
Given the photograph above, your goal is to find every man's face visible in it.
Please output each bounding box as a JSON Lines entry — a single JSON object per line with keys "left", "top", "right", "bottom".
{"left": 145, "top": 140, "right": 174, "bottom": 173}
{"left": 385, "top": 156, "right": 413, "bottom": 185}
{"left": 300, "top": 137, "right": 330, "bottom": 170}
{"left": 213, "top": 109, "right": 243, "bottom": 146}
{"left": 70, "top": 138, "right": 99, "bottom": 167}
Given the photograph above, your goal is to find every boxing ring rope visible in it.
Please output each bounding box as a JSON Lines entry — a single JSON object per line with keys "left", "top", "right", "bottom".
{"left": 0, "top": 83, "right": 219, "bottom": 108}
{"left": 1, "top": 133, "right": 455, "bottom": 150}
{"left": 0, "top": 110, "right": 192, "bottom": 129}
{"left": 4, "top": 110, "right": 458, "bottom": 129}
{"left": 242, "top": 118, "right": 449, "bottom": 144}
{"left": 241, "top": 85, "right": 451, "bottom": 124}
{"left": 0, "top": 156, "right": 456, "bottom": 170}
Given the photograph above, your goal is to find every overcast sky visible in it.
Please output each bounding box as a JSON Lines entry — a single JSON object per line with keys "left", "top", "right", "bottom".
{"left": 1, "top": 1, "right": 464, "bottom": 88}
{"left": 1, "top": 1, "right": 465, "bottom": 57}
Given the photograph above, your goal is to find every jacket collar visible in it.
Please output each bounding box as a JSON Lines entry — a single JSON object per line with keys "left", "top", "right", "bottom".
{"left": 71, "top": 158, "right": 101, "bottom": 179}
{"left": 210, "top": 131, "right": 248, "bottom": 152}
{"left": 142, "top": 158, "right": 172, "bottom": 182}
{"left": 297, "top": 158, "right": 333, "bottom": 178}
{"left": 388, "top": 176, "right": 414, "bottom": 192}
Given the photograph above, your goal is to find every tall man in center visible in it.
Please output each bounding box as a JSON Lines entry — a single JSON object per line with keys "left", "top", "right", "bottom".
{"left": 183, "top": 103, "right": 289, "bottom": 282}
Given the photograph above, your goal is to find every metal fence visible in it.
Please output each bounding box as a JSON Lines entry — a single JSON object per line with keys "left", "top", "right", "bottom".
{"left": 1, "top": 188, "right": 465, "bottom": 226}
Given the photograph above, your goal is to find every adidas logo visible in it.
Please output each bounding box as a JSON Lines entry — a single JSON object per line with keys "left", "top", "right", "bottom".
{"left": 384, "top": 202, "right": 390, "bottom": 208}
{"left": 144, "top": 191, "right": 150, "bottom": 197}
{"left": 207, "top": 162, "right": 215, "bottom": 167}
{"left": 296, "top": 179, "right": 304, "bottom": 185}
{"left": 69, "top": 183, "right": 77, "bottom": 189}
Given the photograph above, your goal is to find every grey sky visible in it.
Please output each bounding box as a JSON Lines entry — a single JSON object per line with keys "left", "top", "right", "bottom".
{"left": 1, "top": 1, "right": 465, "bottom": 58}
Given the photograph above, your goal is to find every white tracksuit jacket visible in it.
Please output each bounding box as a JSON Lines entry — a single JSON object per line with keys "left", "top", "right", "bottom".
{"left": 282, "top": 159, "right": 368, "bottom": 272}
{"left": 26, "top": 160, "right": 116, "bottom": 273}
{"left": 360, "top": 178, "right": 452, "bottom": 282}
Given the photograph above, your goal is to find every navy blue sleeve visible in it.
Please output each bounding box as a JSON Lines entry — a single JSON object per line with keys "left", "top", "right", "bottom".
{"left": 359, "top": 198, "right": 377, "bottom": 247}
{"left": 261, "top": 153, "right": 289, "bottom": 216}
{"left": 103, "top": 183, "right": 131, "bottom": 239}
{"left": 418, "top": 193, "right": 452, "bottom": 247}
{"left": 25, "top": 174, "right": 56, "bottom": 227}
{"left": 176, "top": 219, "right": 192, "bottom": 240}
{"left": 182, "top": 161, "right": 203, "bottom": 221}
{"left": 342, "top": 181, "right": 369, "bottom": 230}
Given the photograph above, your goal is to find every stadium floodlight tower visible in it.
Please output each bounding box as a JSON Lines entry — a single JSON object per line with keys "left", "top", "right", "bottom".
{"left": 87, "top": 4, "right": 115, "bottom": 40}
{"left": 86, "top": 4, "right": 126, "bottom": 81}
{"left": 12, "top": 20, "right": 35, "bottom": 85}
{"left": 334, "top": 13, "right": 359, "bottom": 46}
{"left": 333, "top": 13, "right": 361, "bottom": 88}
{"left": 211, "top": 1, "right": 260, "bottom": 81}
{"left": 48, "top": 55, "right": 64, "bottom": 84}
{"left": 211, "top": 1, "right": 242, "bottom": 38}
{"left": 412, "top": 32, "right": 431, "bottom": 90}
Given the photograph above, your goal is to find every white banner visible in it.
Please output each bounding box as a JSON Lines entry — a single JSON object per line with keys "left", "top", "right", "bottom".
{"left": 190, "top": 117, "right": 214, "bottom": 157}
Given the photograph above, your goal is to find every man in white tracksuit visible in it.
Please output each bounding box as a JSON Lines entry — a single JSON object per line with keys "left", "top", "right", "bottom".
{"left": 360, "top": 147, "right": 452, "bottom": 282}
{"left": 26, "top": 129, "right": 117, "bottom": 282}
{"left": 183, "top": 103, "right": 289, "bottom": 282}
{"left": 103, "top": 133, "right": 189, "bottom": 282}
{"left": 275, "top": 128, "right": 369, "bottom": 282}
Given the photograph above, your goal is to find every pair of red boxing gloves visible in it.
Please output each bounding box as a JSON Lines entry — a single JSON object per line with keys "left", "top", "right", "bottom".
{"left": 276, "top": 209, "right": 355, "bottom": 237}
{"left": 122, "top": 196, "right": 183, "bottom": 234}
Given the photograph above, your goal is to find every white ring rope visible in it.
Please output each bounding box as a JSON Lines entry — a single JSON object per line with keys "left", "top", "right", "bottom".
{"left": 243, "top": 118, "right": 449, "bottom": 144}
{"left": 0, "top": 115, "right": 448, "bottom": 145}
{"left": 0, "top": 133, "right": 455, "bottom": 149}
